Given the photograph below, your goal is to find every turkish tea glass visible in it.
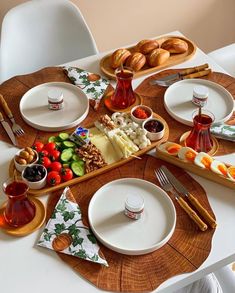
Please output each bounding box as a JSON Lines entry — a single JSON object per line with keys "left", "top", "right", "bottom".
{"left": 111, "top": 67, "right": 136, "bottom": 109}
{"left": 185, "top": 109, "right": 215, "bottom": 153}
{"left": 3, "top": 178, "right": 36, "bottom": 227}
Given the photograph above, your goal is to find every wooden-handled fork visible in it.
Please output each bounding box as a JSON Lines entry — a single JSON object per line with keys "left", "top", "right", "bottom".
{"left": 0, "top": 94, "right": 24, "bottom": 136}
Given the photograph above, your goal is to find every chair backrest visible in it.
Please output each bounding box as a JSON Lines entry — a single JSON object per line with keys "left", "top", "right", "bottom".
{"left": 0, "top": 0, "right": 98, "bottom": 83}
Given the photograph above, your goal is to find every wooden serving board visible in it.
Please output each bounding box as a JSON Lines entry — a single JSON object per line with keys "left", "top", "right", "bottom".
{"left": 100, "top": 35, "right": 196, "bottom": 80}
{"left": 156, "top": 147, "right": 235, "bottom": 190}
{"left": 9, "top": 113, "right": 169, "bottom": 196}
{"left": 47, "top": 155, "right": 216, "bottom": 293}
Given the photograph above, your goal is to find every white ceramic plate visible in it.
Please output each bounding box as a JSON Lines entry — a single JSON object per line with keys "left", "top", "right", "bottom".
{"left": 88, "top": 178, "right": 176, "bottom": 255}
{"left": 20, "top": 82, "right": 89, "bottom": 131}
{"left": 164, "top": 79, "right": 234, "bottom": 126}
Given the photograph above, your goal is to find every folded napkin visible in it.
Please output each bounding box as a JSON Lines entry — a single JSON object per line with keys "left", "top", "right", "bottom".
{"left": 211, "top": 113, "right": 235, "bottom": 142}
{"left": 38, "top": 187, "right": 108, "bottom": 266}
{"left": 64, "top": 66, "right": 110, "bottom": 110}
{"left": 211, "top": 123, "right": 235, "bottom": 142}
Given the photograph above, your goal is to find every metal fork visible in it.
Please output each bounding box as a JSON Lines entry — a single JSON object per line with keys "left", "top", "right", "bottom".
{"left": 0, "top": 94, "right": 24, "bottom": 136}
{"left": 154, "top": 168, "right": 208, "bottom": 231}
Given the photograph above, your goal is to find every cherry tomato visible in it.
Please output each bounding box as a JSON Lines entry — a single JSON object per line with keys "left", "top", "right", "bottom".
{"left": 39, "top": 156, "right": 51, "bottom": 169}
{"left": 32, "top": 141, "right": 44, "bottom": 152}
{"left": 44, "top": 142, "right": 56, "bottom": 153}
{"left": 61, "top": 168, "right": 73, "bottom": 182}
{"left": 48, "top": 161, "right": 62, "bottom": 173}
{"left": 38, "top": 149, "right": 49, "bottom": 157}
{"left": 47, "top": 171, "right": 61, "bottom": 186}
{"left": 49, "top": 149, "right": 60, "bottom": 161}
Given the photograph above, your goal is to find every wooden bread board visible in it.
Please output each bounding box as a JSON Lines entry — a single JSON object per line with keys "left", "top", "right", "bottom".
{"left": 156, "top": 148, "right": 235, "bottom": 190}
{"left": 100, "top": 35, "right": 196, "bottom": 80}
{"left": 9, "top": 113, "right": 169, "bottom": 196}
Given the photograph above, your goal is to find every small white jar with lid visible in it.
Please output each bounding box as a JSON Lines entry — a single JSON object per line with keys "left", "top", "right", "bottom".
{"left": 48, "top": 89, "right": 64, "bottom": 110}
{"left": 192, "top": 85, "right": 209, "bottom": 107}
{"left": 124, "top": 194, "right": 144, "bottom": 220}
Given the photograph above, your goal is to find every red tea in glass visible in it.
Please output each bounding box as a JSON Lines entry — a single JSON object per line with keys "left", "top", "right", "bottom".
{"left": 111, "top": 67, "right": 136, "bottom": 109}
{"left": 3, "top": 178, "right": 36, "bottom": 227}
{"left": 186, "top": 109, "right": 214, "bottom": 153}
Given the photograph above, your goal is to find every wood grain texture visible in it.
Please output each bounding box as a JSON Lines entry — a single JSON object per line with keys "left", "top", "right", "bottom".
{"left": 100, "top": 36, "right": 196, "bottom": 80}
{"left": 0, "top": 66, "right": 113, "bottom": 147}
{"left": 46, "top": 155, "right": 215, "bottom": 292}
{"left": 135, "top": 70, "right": 235, "bottom": 156}
{"left": 0, "top": 67, "right": 234, "bottom": 156}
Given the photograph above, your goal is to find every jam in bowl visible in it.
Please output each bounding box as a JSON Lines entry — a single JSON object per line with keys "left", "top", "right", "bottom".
{"left": 143, "top": 118, "right": 165, "bottom": 141}
{"left": 130, "top": 105, "right": 153, "bottom": 124}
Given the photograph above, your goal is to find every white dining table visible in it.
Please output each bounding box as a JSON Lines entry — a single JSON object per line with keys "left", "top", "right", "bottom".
{"left": 1, "top": 31, "right": 235, "bottom": 293}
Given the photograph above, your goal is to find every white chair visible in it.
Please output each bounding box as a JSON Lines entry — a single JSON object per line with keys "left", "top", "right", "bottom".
{"left": 0, "top": 0, "right": 98, "bottom": 83}
{"left": 214, "top": 265, "right": 235, "bottom": 293}
{"left": 208, "top": 43, "right": 235, "bottom": 77}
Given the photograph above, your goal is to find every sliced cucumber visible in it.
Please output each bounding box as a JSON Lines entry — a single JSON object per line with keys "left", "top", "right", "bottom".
{"left": 61, "top": 149, "right": 73, "bottom": 162}
{"left": 58, "top": 132, "right": 69, "bottom": 141}
{"left": 48, "top": 136, "right": 57, "bottom": 142}
{"left": 71, "top": 161, "right": 85, "bottom": 177}
{"left": 62, "top": 140, "right": 76, "bottom": 148}
{"left": 55, "top": 141, "right": 62, "bottom": 149}
{"left": 72, "top": 154, "right": 81, "bottom": 161}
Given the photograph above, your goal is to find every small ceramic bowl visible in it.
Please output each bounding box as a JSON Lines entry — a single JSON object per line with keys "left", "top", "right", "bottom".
{"left": 143, "top": 118, "right": 165, "bottom": 141}
{"left": 14, "top": 149, "right": 38, "bottom": 172}
{"left": 130, "top": 105, "right": 153, "bottom": 124}
{"left": 22, "top": 164, "right": 47, "bottom": 190}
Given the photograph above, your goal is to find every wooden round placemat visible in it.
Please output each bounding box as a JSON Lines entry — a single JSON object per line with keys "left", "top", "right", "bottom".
{"left": 47, "top": 155, "right": 216, "bottom": 292}
{"left": 0, "top": 67, "right": 234, "bottom": 157}
{"left": 135, "top": 70, "right": 235, "bottom": 156}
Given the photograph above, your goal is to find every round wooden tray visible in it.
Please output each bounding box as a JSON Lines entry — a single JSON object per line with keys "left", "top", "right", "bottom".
{"left": 0, "top": 197, "right": 46, "bottom": 236}
{"left": 104, "top": 91, "right": 142, "bottom": 113}
{"left": 47, "top": 155, "right": 216, "bottom": 292}
{"left": 179, "top": 131, "right": 219, "bottom": 156}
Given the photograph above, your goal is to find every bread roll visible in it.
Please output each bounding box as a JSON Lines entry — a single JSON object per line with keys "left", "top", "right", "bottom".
{"left": 110, "top": 48, "right": 131, "bottom": 69}
{"left": 148, "top": 48, "right": 170, "bottom": 67}
{"left": 161, "top": 38, "right": 188, "bottom": 53}
{"left": 125, "top": 52, "right": 146, "bottom": 71}
{"left": 135, "top": 39, "right": 159, "bottom": 54}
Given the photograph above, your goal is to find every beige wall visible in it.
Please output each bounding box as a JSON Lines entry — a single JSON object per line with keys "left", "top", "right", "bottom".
{"left": 1, "top": 0, "right": 235, "bottom": 53}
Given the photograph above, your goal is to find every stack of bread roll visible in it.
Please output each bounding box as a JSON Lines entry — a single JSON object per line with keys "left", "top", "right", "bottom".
{"left": 110, "top": 38, "right": 188, "bottom": 71}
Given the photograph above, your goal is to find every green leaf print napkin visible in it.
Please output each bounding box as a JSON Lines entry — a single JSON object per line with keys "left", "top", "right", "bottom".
{"left": 63, "top": 66, "right": 110, "bottom": 111}
{"left": 37, "top": 187, "right": 108, "bottom": 266}
{"left": 211, "top": 123, "right": 235, "bottom": 141}
{"left": 211, "top": 113, "right": 235, "bottom": 142}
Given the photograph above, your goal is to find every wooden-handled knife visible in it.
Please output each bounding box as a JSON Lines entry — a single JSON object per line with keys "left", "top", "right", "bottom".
{"left": 161, "top": 165, "right": 217, "bottom": 228}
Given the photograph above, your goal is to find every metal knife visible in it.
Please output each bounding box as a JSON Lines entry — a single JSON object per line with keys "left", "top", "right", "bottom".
{"left": 161, "top": 165, "right": 217, "bottom": 229}
{"left": 149, "top": 63, "right": 210, "bottom": 85}
{"left": 0, "top": 111, "right": 17, "bottom": 146}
